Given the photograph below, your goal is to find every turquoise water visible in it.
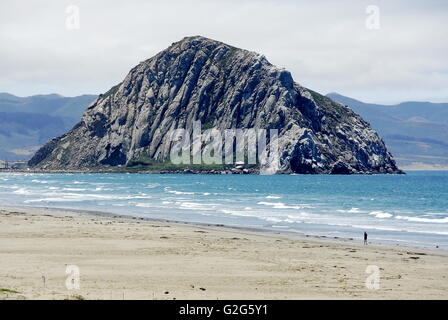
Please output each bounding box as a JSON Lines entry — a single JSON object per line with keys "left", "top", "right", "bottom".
{"left": 1, "top": 171, "right": 447, "bottom": 249}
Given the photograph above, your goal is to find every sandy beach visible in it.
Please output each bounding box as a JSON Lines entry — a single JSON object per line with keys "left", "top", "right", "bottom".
{"left": 0, "top": 206, "right": 447, "bottom": 300}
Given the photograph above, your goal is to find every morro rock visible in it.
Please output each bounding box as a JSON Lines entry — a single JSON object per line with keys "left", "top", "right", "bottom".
{"left": 29, "top": 36, "right": 402, "bottom": 174}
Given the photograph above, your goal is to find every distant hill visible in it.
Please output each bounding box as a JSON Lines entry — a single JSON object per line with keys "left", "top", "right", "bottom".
{"left": 2, "top": 88, "right": 445, "bottom": 170}
{"left": 0, "top": 93, "right": 97, "bottom": 160}
{"left": 327, "top": 93, "right": 448, "bottom": 170}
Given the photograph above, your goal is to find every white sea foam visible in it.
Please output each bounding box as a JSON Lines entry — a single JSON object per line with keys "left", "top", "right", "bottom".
{"left": 164, "top": 186, "right": 194, "bottom": 195}
{"left": 264, "top": 217, "right": 283, "bottom": 223}
{"left": 94, "top": 187, "right": 113, "bottom": 191}
{"left": 0, "top": 185, "right": 18, "bottom": 189}
{"left": 120, "top": 195, "right": 152, "bottom": 200}
{"left": 221, "top": 209, "right": 238, "bottom": 215}
{"left": 426, "top": 212, "right": 448, "bottom": 216}
{"left": 350, "top": 224, "right": 448, "bottom": 235}
{"left": 257, "top": 201, "right": 302, "bottom": 210}
{"left": 23, "top": 192, "right": 130, "bottom": 202}
{"left": 25, "top": 198, "right": 72, "bottom": 203}
{"left": 13, "top": 188, "right": 33, "bottom": 195}
{"left": 346, "top": 224, "right": 405, "bottom": 233}
{"left": 146, "top": 183, "right": 160, "bottom": 189}
{"left": 337, "top": 207, "right": 363, "bottom": 214}
{"left": 369, "top": 211, "right": 393, "bottom": 218}
{"left": 266, "top": 195, "right": 282, "bottom": 199}
{"left": 395, "top": 215, "right": 448, "bottom": 223}
{"left": 31, "top": 179, "right": 50, "bottom": 184}
{"left": 62, "top": 188, "right": 87, "bottom": 191}
{"left": 135, "top": 203, "right": 158, "bottom": 208}
{"left": 178, "top": 202, "right": 218, "bottom": 211}
{"left": 168, "top": 190, "right": 195, "bottom": 195}
{"left": 221, "top": 209, "right": 257, "bottom": 217}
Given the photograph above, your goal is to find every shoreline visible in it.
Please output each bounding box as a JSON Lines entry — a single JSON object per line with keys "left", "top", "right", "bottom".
{"left": 3, "top": 204, "right": 447, "bottom": 253}
{"left": 1, "top": 205, "right": 447, "bottom": 299}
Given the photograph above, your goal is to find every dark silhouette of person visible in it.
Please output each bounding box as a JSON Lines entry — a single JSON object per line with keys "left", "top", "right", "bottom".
{"left": 364, "top": 232, "right": 368, "bottom": 245}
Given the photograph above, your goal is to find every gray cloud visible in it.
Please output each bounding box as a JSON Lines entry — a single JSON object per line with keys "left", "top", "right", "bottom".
{"left": 1, "top": 0, "right": 447, "bottom": 103}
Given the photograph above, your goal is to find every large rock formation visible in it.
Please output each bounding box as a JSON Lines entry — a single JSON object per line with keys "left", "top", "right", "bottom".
{"left": 29, "top": 36, "right": 402, "bottom": 174}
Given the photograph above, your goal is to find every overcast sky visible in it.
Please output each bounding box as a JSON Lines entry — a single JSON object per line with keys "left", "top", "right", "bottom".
{"left": 1, "top": 0, "right": 447, "bottom": 104}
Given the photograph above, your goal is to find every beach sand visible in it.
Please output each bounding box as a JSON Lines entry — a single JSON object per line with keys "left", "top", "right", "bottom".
{"left": 0, "top": 206, "right": 447, "bottom": 300}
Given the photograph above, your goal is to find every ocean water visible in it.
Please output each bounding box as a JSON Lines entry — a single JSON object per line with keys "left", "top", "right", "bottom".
{"left": 1, "top": 171, "right": 447, "bottom": 249}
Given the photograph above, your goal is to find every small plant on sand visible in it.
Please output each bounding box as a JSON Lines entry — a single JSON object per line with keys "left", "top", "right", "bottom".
{"left": 0, "top": 288, "right": 20, "bottom": 294}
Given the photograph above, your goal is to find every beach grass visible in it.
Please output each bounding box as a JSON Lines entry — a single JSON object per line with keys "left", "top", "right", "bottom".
{"left": 0, "top": 288, "right": 20, "bottom": 294}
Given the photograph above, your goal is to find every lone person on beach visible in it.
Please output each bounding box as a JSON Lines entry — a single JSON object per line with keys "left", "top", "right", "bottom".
{"left": 364, "top": 232, "right": 368, "bottom": 245}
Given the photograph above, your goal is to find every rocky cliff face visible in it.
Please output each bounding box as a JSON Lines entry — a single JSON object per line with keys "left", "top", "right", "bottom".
{"left": 29, "top": 36, "right": 402, "bottom": 174}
